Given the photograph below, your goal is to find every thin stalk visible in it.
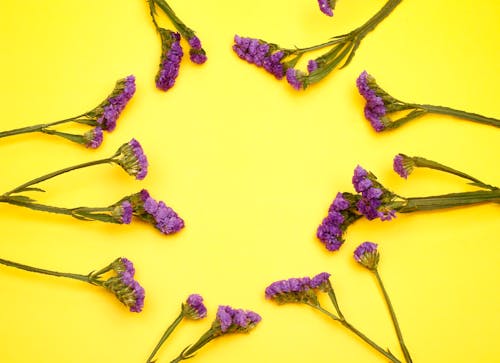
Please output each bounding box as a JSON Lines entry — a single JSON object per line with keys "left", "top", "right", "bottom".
{"left": 374, "top": 269, "right": 412, "bottom": 363}
{"left": 153, "top": 0, "right": 193, "bottom": 38}
{"left": 311, "top": 304, "right": 402, "bottom": 363}
{"left": 3, "top": 157, "right": 115, "bottom": 196}
{"left": 147, "top": 311, "right": 184, "bottom": 363}
{"left": 414, "top": 104, "right": 500, "bottom": 128}
{"left": 0, "top": 115, "right": 84, "bottom": 139}
{"left": 170, "top": 329, "right": 216, "bottom": 363}
{"left": 0, "top": 257, "right": 90, "bottom": 283}
{"left": 356, "top": 0, "right": 403, "bottom": 39}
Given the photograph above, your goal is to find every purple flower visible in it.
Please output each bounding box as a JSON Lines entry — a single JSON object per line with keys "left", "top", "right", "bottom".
{"left": 307, "top": 59, "right": 318, "bottom": 73}
{"left": 317, "top": 216, "right": 343, "bottom": 251}
{"left": 115, "top": 138, "right": 149, "bottom": 180}
{"left": 188, "top": 36, "right": 202, "bottom": 50}
{"left": 353, "top": 241, "right": 380, "bottom": 270}
{"left": 156, "top": 30, "right": 183, "bottom": 91}
{"left": 84, "top": 127, "right": 103, "bottom": 149}
{"left": 189, "top": 49, "right": 207, "bottom": 64}
{"left": 183, "top": 294, "right": 207, "bottom": 320}
{"left": 214, "top": 305, "right": 261, "bottom": 334}
{"left": 393, "top": 153, "right": 414, "bottom": 179}
{"left": 317, "top": 0, "right": 335, "bottom": 17}
{"left": 216, "top": 305, "right": 233, "bottom": 333}
{"left": 118, "top": 201, "right": 133, "bottom": 224}
{"left": 97, "top": 76, "right": 136, "bottom": 132}
{"left": 265, "top": 273, "right": 331, "bottom": 304}
{"left": 310, "top": 272, "right": 331, "bottom": 290}
{"left": 132, "top": 189, "right": 185, "bottom": 235}
{"left": 356, "top": 71, "right": 387, "bottom": 132}
{"left": 329, "top": 192, "right": 350, "bottom": 212}
{"left": 233, "top": 35, "right": 286, "bottom": 79}
{"left": 286, "top": 68, "right": 305, "bottom": 90}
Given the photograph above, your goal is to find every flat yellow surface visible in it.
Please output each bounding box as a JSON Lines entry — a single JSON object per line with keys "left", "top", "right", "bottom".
{"left": 0, "top": 1, "right": 499, "bottom": 362}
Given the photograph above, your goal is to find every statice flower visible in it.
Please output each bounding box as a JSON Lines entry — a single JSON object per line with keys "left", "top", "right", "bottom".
{"left": 0, "top": 76, "right": 136, "bottom": 148}
{"left": 393, "top": 154, "right": 413, "bottom": 179}
{"left": 356, "top": 71, "right": 500, "bottom": 131}
{"left": 317, "top": 0, "right": 337, "bottom": 17}
{"left": 353, "top": 242, "right": 380, "bottom": 270}
{"left": 147, "top": 0, "right": 207, "bottom": 91}
{"left": 156, "top": 29, "right": 184, "bottom": 91}
{"left": 265, "top": 272, "right": 332, "bottom": 306}
{"left": 114, "top": 138, "right": 149, "bottom": 180}
{"left": 128, "top": 189, "right": 185, "bottom": 235}
{"left": 234, "top": 0, "right": 402, "bottom": 90}
{"left": 183, "top": 294, "right": 208, "bottom": 320}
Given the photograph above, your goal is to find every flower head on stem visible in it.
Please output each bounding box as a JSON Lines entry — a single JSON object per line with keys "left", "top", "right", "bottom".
{"left": 156, "top": 29, "right": 184, "bottom": 91}
{"left": 317, "top": 0, "right": 337, "bottom": 17}
{"left": 393, "top": 154, "right": 414, "bottom": 179}
{"left": 113, "top": 139, "right": 149, "bottom": 180}
{"left": 183, "top": 294, "right": 207, "bottom": 320}
{"left": 353, "top": 241, "right": 380, "bottom": 270}
{"left": 265, "top": 272, "right": 332, "bottom": 305}
{"left": 83, "top": 127, "right": 104, "bottom": 149}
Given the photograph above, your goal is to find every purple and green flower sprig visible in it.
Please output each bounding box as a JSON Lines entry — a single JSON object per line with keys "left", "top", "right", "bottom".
{"left": 265, "top": 270, "right": 407, "bottom": 363}
{"left": 317, "top": 159, "right": 499, "bottom": 251}
{"left": 0, "top": 256, "right": 145, "bottom": 312}
{"left": 0, "top": 139, "right": 184, "bottom": 235}
{"left": 233, "top": 0, "right": 401, "bottom": 90}
{"left": 147, "top": 0, "right": 207, "bottom": 92}
{"left": 357, "top": 71, "right": 500, "bottom": 131}
{"left": 165, "top": 305, "right": 261, "bottom": 363}
{"left": 0, "top": 76, "right": 136, "bottom": 148}
{"left": 146, "top": 294, "right": 207, "bottom": 363}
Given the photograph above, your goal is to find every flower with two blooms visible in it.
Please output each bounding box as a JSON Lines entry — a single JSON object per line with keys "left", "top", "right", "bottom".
{"left": 147, "top": 0, "right": 207, "bottom": 91}
{"left": 0, "top": 256, "right": 145, "bottom": 312}
{"left": 356, "top": 71, "right": 500, "bottom": 131}
{"left": 169, "top": 305, "right": 261, "bottom": 363}
{"left": 0, "top": 75, "right": 136, "bottom": 148}
{"left": 233, "top": 0, "right": 402, "bottom": 90}
{"left": 317, "top": 160, "right": 499, "bottom": 252}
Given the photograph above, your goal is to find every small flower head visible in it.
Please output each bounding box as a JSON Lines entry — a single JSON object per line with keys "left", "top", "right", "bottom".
{"left": 115, "top": 139, "right": 149, "bottom": 180}
{"left": 393, "top": 153, "right": 414, "bottom": 179}
{"left": 112, "top": 200, "right": 133, "bottom": 224}
{"left": 93, "top": 75, "right": 136, "bottom": 132}
{"left": 188, "top": 36, "right": 207, "bottom": 64}
{"left": 156, "top": 29, "right": 184, "bottom": 91}
{"left": 317, "top": 0, "right": 337, "bottom": 17}
{"left": 307, "top": 59, "right": 319, "bottom": 73}
{"left": 129, "top": 189, "right": 185, "bottom": 235}
{"left": 83, "top": 127, "right": 103, "bottom": 149}
{"left": 286, "top": 68, "right": 307, "bottom": 90}
{"left": 265, "top": 273, "right": 331, "bottom": 305}
{"left": 213, "top": 306, "right": 261, "bottom": 334}
{"left": 356, "top": 71, "right": 390, "bottom": 132}
{"left": 182, "top": 294, "right": 207, "bottom": 320}
{"left": 99, "top": 257, "right": 145, "bottom": 312}
{"left": 233, "top": 35, "right": 286, "bottom": 79}
{"left": 353, "top": 241, "right": 380, "bottom": 270}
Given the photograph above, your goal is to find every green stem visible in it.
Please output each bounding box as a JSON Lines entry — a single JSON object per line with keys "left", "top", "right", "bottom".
{"left": 153, "top": 0, "right": 194, "bottom": 39}
{"left": 147, "top": 311, "right": 184, "bottom": 363}
{"left": 374, "top": 269, "right": 412, "bottom": 363}
{"left": 355, "top": 0, "right": 403, "bottom": 39}
{"left": 0, "top": 257, "right": 90, "bottom": 283}
{"left": 326, "top": 280, "right": 344, "bottom": 320}
{"left": 0, "top": 115, "right": 83, "bottom": 139}
{"left": 396, "top": 189, "right": 500, "bottom": 213}
{"left": 311, "top": 304, "right": 402, "bottom": 363}
{"left": 414, "top": 104, "right": 500, "bottom": 128}
{"left": 3, "top": 157, "right": 115, "bottom": 196}
{"left": 170, "top": 328, "right": 216, "bottom": 363}
{"left": 406, "top": 155, "right": 497, "bottom": 190}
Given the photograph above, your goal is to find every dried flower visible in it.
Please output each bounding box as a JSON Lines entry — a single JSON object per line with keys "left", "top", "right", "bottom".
{"left": 234, "top": 0, "right": 402, "bottom": 90}
{"left": 183, "top": 294, "right": 207, "bottom": 320}
{"left": 356, "top": 71, "right": 500, "bottom": 131}
{"left": 353, "top": 242, "right": 380, "bottom": 270}
{"left": 114, "top": 138, "right": 149, "bottom": 180}
{"left": 188, "top": 36, "right": 207, "bottom": 64}
{"left": 265, "top": 272, "right": 332, "bottom": 305}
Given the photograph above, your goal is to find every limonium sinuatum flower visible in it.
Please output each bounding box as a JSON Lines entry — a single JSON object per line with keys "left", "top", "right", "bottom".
{"left": 353, "top": 241, "right": 380, "bottom": 270}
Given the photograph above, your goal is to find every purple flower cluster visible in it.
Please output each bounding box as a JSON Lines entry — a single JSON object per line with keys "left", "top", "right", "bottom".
{"left": 316, "top": 192, "right": 352, "bottom": 251}
{"left": 156, "top": 30, "right": 184, "bottom": 91}
{"left": 183, "top": 294, "right": 207, "bottom": 320}
{"left": 120, "top": 201, "right": 133, "bottom": 224}
{"left": 393, "top": 153, "right": 413, "bottom": 179}
{"left": 233, "top": 35, "right": 286, "bottom": 79}
{"left": 116, "top": 139, "right": 149, "bottom": 180}
{"left": 307, "top": 60, "right": 319, "bottom": 73}
{"left": 353, "top": 241, "right": 380, "bottom": 270}
{"left": 356, "top": 71, "right": 387, "bottom": 132}
{"left": 188, "top": 36, "right": 207, "bottom": 64}
{"left": 265, "top": 272, "right": 331, "bottom": 304}
{"left": 140, "top": 189, "right": 185, "bottom": 234}
{"left": 84, "top": 127, "right": 103, "bottom": 149}
{"left": 104, "top": 257, "right": 145, "bottom": 313}
{"left": 352, "top": 165, "right": 395, "bottom": 221}
{"left": 286, "top": 68, "right": 305, "bottom": 90}
{"left": 317, "top": 0, "right": 335, "bottom": 17}
{"left": 215, "top": 305, "right": 262, "bottom": 334}
{"left": 98, "top": 75, "right": 136, "bottom": 132}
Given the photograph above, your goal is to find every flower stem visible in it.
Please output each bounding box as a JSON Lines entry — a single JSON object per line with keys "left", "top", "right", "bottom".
{"left": 0, "top": 257, "right": 90, "bottom": 283}
{"left": 355, "top": 0, "right": 402, "bottom": 39}
{"left": 311, "top": 304, "right": 402, "bottom": 363}
{"left": 415, "top": 104, "right": 500, "bottom": 128}
{"left": 3, "top": 157, "right": 115, "bottom": 196}
{"left": 146, "top": 311, "right": 184, "bottom": 363}
{"left": 0, "top": 115, "right": 84, "bottom": 139}
{"left": 396, "top": 189, "right": 500, "bottom": 213}
{"left": 170, "top": 328, "right": 216, "bottom": 363}
{"left": 374, "top": 269, "right": 412, "bottom": 363}
{"left": 152, "top": 0, "right": 194, "bottom": 39}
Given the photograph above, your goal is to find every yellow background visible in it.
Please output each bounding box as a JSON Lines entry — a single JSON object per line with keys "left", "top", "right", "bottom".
{"left": 0, "top": 1, "right": 499, "bottom": 362}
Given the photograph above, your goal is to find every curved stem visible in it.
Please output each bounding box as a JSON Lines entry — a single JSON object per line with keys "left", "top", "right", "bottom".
{"left": 311, "top": 304, "right": 402, "bottom": 363}
{"left": 0, "top": 257, "right": 90, "bottom": 282}
{"left": 147, "top": 311, "right": 184, "bottom": 363}
{"left": 374, "top": 270, "right": 412, "bottom": 363}
{"left": 0, "top": 115, "right": 83, "bottom": 139}
{"left": 3, "top": 157, "right": 114, "bottom": 196}
{"left": 414, "top": 104, "right": 500, "bottom": 128}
